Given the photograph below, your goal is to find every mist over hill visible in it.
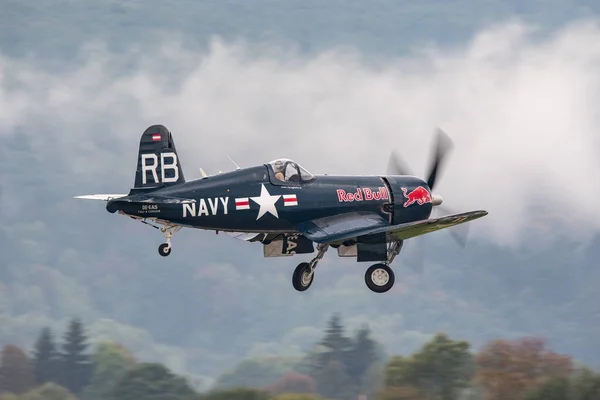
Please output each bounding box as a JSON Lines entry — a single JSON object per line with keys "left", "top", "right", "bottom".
{"left": 2, "top": 0, "right": 600, "bottom": 391}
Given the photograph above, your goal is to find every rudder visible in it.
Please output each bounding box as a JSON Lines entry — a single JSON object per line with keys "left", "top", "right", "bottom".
{"left": 130, "top": 124, "right": 185, "bottom": 194}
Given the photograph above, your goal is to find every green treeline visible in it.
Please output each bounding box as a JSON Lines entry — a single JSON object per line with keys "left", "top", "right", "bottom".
{"left": 1, "top": 314, "right": 599, "bottom": 400}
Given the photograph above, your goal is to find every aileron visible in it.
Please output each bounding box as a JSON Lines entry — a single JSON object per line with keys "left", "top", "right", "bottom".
{"left": 296, "top": 210, "right": 487, "bottom": 244}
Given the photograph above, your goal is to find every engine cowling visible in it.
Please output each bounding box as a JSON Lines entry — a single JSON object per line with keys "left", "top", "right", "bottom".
{"left": 382, "top": 175, "right": 435, "bottom": 225}
{"left": 332, "top": 175, "right": 438, "bottom": 263}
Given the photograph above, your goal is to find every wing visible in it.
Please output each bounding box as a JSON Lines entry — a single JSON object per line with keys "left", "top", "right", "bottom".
{"left": 295, "top": 210, "right": 488, "bottom": 244}
{"left": 74, "top": 194, "right": 128, "bottom": 201}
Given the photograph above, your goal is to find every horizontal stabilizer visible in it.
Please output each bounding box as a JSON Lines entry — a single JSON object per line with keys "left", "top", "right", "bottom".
{"left": 74, "top": 193, "right": 196, "bottom": 205}
{"left": 115, "top": 194, "right": 196, "bottom": 204}
{"left": 74, "top": 194, "right": 127, "bottom": 201}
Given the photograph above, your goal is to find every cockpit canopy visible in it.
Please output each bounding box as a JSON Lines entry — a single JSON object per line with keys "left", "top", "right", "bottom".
{"left": 268, "top": 158, "right": 315, "bottom": 184}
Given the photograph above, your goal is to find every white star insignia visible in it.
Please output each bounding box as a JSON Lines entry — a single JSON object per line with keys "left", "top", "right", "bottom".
{"left": 250, "top": 184, "right": 281, "bottom": 220}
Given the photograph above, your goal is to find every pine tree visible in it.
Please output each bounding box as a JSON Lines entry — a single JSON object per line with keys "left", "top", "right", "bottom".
{"left": 32, "top": 327, "right": 59, "bottom": 385}
{"left": 309, "top": 314, "right": 355, "bottom": 398}
{"left": 317, "top": 313, "right": 352, "bottom": 370}
{"left": 59, "top": 317, "right": 92, "bottom": 394}
{"left": 346, "top": 324, "right": 379, "bottom": 387}
{"left": 316, "top": 360, "right": 353, "bottom": 400}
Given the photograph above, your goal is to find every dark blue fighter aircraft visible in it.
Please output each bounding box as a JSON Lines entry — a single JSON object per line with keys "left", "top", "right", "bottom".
{"left": 76, "top": 124, "right": 488, "bottom": 293}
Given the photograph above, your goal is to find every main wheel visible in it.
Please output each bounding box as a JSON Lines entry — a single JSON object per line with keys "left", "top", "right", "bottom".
{"left": 292, "top": 262, "right": 313, "bottom": 291}
{"left": 365, "top": 263, "right": 395, "bottom": 293}
{"left": 158, "top": 243, "right": 171, "bottom": 257}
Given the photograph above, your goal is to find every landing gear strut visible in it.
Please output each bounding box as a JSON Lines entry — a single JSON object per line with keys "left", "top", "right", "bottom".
{"left": 292, "top": 244, "right": 328, "bottom": 291}
{"left": 364, "top": 240, "right": 402, "bottom": 293}
{"left": 119, "top": 213, "right": 183, "bottom": 257}
{"left": 128, "top": 215, "right": 182, "bottom": 257}
{"left": 157, "top": 225, "right": 182, "bottom": 256}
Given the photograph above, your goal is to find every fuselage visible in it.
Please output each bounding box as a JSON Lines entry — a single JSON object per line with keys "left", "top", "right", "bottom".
{"left": 106, "top": 163, "right": 434, "bottom": 233}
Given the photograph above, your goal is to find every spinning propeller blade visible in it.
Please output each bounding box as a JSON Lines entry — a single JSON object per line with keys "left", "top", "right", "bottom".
{"left": 386, "top": 150, "right": 413, "bottom": 176}
{"left": 386, "top": 127, "right": 468, "bottom": 271}
{"left": 433, "top": 205, "right": 469, "bottom": 248}
{"left": 425, "top": 127, "right": 454, "bottom": 190}
{"left": 386, "top": 127, "right": 454, "bottom": 187}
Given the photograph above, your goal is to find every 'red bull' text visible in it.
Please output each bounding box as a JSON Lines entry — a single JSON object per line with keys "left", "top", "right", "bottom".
{"left": 337, "top": 187, "right": 389, "bottom": 202}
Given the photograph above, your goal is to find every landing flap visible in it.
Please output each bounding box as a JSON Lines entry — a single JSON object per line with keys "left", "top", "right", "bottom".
{"left": 223, "top": 231, "right": 265, "bottom": 241}
{"left": 294, "top": 211, "right": 389, "bottom": 243}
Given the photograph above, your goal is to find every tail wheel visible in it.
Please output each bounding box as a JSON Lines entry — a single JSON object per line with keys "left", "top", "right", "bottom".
{"left": 365, "top": 263, "right": 395, "bottom": 293}
{"left": 292, "top": 262, "right": 313, "bottom": 291}
{"left": 158, "top": 243, "right": 171, "bottom": 257}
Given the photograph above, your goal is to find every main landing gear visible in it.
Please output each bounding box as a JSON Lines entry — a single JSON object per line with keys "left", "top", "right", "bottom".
{"left": 292, "top": 240, "right": 403, "bottom": 293}
{"left": 364, "top": 264, "right": 394, "bottom": 293}
{"left": 364, "top": 240, "right": 402, "bottom": 293}
{"left": 292, "top": 243, "right": 328, "bottom": 291}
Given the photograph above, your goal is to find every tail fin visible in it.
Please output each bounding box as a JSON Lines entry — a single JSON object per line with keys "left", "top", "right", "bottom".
{"left": 130, "top": 124, "right": 185, "bottom": 194}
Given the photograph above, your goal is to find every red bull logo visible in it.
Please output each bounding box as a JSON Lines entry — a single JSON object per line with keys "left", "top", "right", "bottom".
{"left": 401, "top": 186, "right": 431, "bottom": 207}
{"left": 337, "top": 187, "right": 389, "bottom": 202}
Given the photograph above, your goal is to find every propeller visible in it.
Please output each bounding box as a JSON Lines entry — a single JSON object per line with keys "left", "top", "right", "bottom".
{"left": 387, "top": 150, "right": 413, "bottom": 176}
{"left": 386, "top": 127, "right": 469, "bottom": 250}
{"left": 424, "top": 127, "right": 454, "bottom": 191}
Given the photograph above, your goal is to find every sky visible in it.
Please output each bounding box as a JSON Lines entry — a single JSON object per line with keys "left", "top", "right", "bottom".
{"left": 1, "top": 17, "right": 600, "bottom": 248}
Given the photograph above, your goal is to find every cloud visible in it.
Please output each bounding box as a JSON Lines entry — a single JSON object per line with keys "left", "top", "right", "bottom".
{"left": 2, "top": 18, "right": 600, "bottom": 247}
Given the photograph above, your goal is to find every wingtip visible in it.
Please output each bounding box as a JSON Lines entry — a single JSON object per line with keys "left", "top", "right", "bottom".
{"left": 471, "top": 210, "right": 488, "bottom": 219}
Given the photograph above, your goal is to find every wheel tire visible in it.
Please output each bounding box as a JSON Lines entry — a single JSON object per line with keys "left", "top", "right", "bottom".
{"left": 365, "top": 263, "right": 395, "bottom": 293}
{"left": 292, "top": 262, "right": 313, "bottom": 291}
{"left": 158, "top": 243, "right": 171, "bottom": 257}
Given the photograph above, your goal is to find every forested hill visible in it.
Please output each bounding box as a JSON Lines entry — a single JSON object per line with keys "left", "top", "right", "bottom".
{"left": 4, "top": 316, "right": 599, "bottom": 399}
{"left": 2, "top": 0, "right": 600, "bottom": 392}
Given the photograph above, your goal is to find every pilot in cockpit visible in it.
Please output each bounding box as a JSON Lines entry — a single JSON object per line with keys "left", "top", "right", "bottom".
{"left": 273, "top": 160, "right": 285, "bottom": 181}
